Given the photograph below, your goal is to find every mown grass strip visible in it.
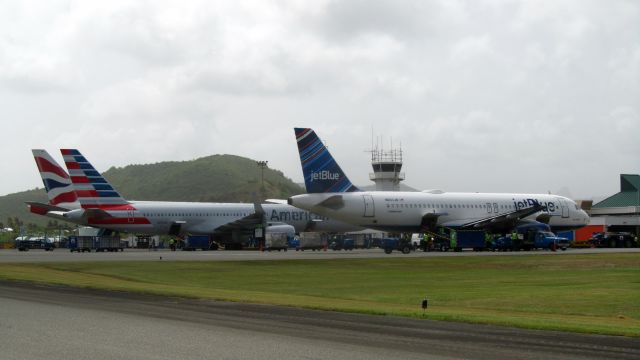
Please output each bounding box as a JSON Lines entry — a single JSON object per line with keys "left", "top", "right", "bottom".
{"left": 0, "top": 253, "right": 638, "bottom": 337}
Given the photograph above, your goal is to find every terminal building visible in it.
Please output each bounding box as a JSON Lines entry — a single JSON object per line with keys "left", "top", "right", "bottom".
{"left": 576, "top": 174, "right": 640, "bottom": 241}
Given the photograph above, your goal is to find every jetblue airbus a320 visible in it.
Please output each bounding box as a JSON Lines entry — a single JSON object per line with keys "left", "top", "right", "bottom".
{"left": 288, "top": 128, "right": 589, "bottom": 234}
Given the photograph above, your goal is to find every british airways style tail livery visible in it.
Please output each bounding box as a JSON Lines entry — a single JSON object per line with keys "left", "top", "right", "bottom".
{"left": 28, "top": 149, "right": 361, "bottom": 247}
{"left": 26, "top": 150, "right": 80, "bottom": 216}
{"left": 288, "top": 128, "right": 589, "bottom": 233}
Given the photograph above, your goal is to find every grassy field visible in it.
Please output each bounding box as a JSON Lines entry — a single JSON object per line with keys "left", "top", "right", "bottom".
{"left": 0, "top": 253, "right": 638, "bottom": 337}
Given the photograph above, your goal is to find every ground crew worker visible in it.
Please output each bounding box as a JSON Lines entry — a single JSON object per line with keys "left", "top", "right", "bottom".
{"left": 511, "top": 230, "right": 518, "bottom": 250}
{"left": 485, "top": 232, "right": 492, "bottom": 250}
{"left": 420, "top": 233, "right": 428, "bottom": 252}
{"left": 169, "top": 238, "right": 176, "bottom": 251}
{"left": 450, "top": 230, "right": 457, "bottom": 251}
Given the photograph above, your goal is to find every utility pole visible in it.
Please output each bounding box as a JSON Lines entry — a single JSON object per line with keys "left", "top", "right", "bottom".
{"left": 256, "top": 160, "right": 268, "bottom": 199}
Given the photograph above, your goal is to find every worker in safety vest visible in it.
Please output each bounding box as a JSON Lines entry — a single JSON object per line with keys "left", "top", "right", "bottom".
{"left": 421, "top": 233, "right": 428, "bottom": 252}
{"left": 485, "top": 232, "right": 492, "bottom": 250}
{"left": 511, "top": 230, "right": 518, "bottom": 242}
{"left": 450, "top": 230, "right": 457, "bottom": 250}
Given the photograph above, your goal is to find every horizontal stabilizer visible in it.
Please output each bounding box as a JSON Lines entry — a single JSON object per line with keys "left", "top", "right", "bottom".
{"left": 26, "top": 201, "right": 69, "bottom": 215}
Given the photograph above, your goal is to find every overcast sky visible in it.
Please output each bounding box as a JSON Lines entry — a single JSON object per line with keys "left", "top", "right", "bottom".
{"left": 1, "top": 0, "right": 638, "bottom": 200}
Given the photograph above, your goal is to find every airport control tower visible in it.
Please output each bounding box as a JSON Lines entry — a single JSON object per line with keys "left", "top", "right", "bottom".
{"left": 369, "top": 139, "right": 405, "bottom": 191}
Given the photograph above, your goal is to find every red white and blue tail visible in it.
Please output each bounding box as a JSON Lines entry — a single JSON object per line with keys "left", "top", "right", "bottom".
{"left": 61, "top": 149, "right": 131, "bottom": 209}
{"left": 32, "top": 149, "right": 79, "bottom": 208}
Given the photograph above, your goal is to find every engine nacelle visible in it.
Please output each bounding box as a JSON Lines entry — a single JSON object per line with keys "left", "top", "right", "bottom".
{"left": 266, "top": 223, "right": 296, "bottom": 237}
{"left": 515, "top": 220, "right": 551, "bottom": 233}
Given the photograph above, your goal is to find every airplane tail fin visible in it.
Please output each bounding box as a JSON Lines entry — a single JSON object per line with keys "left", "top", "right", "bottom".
{"left": 60, "top": 149, "right": 130, "bottom": 209}
{"left": 294, "top": 128, "right": 359, "bottom": 193}
{"left": 32, "top": 149, "right": 78, "bottom": 208}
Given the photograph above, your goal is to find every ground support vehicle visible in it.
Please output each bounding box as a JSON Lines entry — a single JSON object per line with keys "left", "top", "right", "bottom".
{"left": 296, "top": 232, "right": 325, "bottom": 251}
{"left": 182, "top": 235, "right": 213, "bottom": 251}
{"left": 328, "top": 234, "right": 355, "bottom": 251}
{"left": 329, "top": 237, "right": 355, "bottom": 251}
{"left": 264, "top": 232, "right": 289, "bottom": 251}
{"left": 423, "top": 229, "right": 486, "bottom": 252}
{"left": 492, "top": 223, "right": 570, "bottom": 251}
{"left": 382, "top": 237, "right": 412, "bottom": 254}
{"left": 589, "top": 232, "right": 638, "bottom": 248}
{"left": 94, "top": 236, "right": 124, "bottom": 252}
{"left": 68, "top": 236, "right": 94, "bottom": 252}
{"left": 16, "top": 238, "right": 54, "bottom": 251}
{"left": 532, "top": 231, "right": 570, "bottom": 251}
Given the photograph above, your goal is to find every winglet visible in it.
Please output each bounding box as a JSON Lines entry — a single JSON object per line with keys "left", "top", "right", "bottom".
{"left": 294, "top": 128, "right": 359, "bottom": 193}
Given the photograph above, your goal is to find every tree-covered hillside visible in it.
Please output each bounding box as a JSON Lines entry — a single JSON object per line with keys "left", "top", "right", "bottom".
{"left": 0, "top": 154, "right": 304, "bottom": 228}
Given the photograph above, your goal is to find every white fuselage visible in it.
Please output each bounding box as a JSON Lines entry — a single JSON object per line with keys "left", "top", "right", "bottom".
{"left": 289, "top": 191, "right": 589, "bottom": 232}
{"left": 61, "top": 201, "right": 361, "bottom": 236}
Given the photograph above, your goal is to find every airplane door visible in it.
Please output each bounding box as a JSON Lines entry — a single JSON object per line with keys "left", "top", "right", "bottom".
{"left": 363, "top": 195, "right": 375, "bottom": 217}
{"left": 127, "top": 210, "right": 135, "bottom": 223}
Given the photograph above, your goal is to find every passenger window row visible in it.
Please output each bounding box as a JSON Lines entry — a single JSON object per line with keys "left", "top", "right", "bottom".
{"left": 140, "top": 213, "right": 249, "bottom": 217}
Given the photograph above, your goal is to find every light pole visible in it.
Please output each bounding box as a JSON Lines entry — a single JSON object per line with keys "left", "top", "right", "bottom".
{"left": 256, "top": 160, "right": 268, "bottom": 198}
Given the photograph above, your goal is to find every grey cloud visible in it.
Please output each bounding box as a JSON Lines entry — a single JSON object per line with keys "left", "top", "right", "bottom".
{"left": 0, "top": 0, "right": 638, "bottom": 200}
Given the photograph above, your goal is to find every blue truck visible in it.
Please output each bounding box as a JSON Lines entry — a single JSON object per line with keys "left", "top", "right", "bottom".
{"left": 182, "top": 235, "right": 212, "bottom": 251}
{"left": 492, "top": 223, "right": 570, "bottom": 251}
{"left": 329, "top": 236, "right": 355, "bottom": 251}
{"left": 382, "top": 237, "right": 412, "bottom": 254}
{"left": 432, "top": 230, "right": 485, "bottom": 252}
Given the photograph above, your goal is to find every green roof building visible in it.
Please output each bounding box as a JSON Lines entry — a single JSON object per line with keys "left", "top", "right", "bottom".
{"left": 589, "top": 174, "right": 640, "bottom": 234}
{"left": 593, "top": 174, "right": 640, "bottom": 209}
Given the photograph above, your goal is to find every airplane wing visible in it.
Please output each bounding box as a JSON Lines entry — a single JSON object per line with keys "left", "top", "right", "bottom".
{"left": 458, "top": 203, "right": 545, "bottom": 231}
{"left": 212, "top": 202, "right": 265, "bottom": 234}
{"left": 264, "top": 199, "right": 287, "bottom": 205}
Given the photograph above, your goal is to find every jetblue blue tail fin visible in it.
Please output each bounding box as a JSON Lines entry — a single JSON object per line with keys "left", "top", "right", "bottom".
{"left": 294, "top": 128, "right": 359, "bottom": 193}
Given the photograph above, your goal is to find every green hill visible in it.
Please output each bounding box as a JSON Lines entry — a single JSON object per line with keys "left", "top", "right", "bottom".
{"left": 0, "top": 154, "right": 304, "bottom": 229}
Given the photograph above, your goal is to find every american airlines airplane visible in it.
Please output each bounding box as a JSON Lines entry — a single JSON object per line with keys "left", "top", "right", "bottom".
{"left": 27, "top": 149, "right": 361, "bottom": 247}
{"left": 288, "top": 128, "right": 589, "bottom": 234}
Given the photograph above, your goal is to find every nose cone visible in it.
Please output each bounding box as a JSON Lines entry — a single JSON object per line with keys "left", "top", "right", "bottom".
{"left": 580, "top": 210, "right": 590, "bottom": 225}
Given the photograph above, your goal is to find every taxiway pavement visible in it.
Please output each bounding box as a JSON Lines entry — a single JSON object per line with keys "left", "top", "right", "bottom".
{"left": 0, "top": 281, "right": 637, "bottom": 360}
